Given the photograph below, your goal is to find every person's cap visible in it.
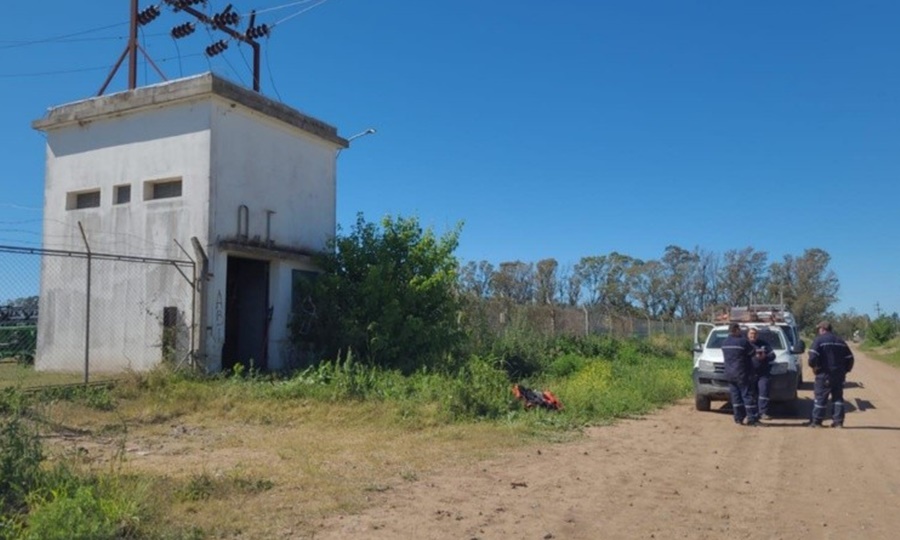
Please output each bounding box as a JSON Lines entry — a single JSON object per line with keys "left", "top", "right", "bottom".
{"left": 816, "top": 321, "right": 832, "bottom": 331}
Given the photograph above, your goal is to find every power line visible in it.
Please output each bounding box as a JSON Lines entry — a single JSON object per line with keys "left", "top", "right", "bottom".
{"left": 0, "top": 36, "right": 127, "bottom": 45}
{"left": 250, "top": 0, "right": 324, "bottom": 16}
{"left": 0, "top": 1, "right": 336, "bottom": 89}
{"left": 0, "top": 22, "right": 128, "bottom": 50}
{"left": 271, "top": 0, "right": 334, "bottom": 28}
{"left": 0, "top": 52, "right": 206, "bottom": 79}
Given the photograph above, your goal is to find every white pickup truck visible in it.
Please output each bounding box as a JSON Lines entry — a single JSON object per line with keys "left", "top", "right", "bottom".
{"left": 691, "top": 306, "right": 806, "bottom": 412}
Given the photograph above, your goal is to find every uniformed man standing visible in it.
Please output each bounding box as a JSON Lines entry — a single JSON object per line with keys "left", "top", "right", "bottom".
{"left": 807, "top": 321, "right": 855, "bottom": 428}
{"left": 748, "top": 327, "right": 776, "bottom": 420}
{"left": 722, "top": 323, "right": 759, "bottom": 426}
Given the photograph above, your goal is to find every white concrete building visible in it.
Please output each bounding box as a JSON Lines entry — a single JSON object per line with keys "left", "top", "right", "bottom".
{"left": 32, "top": 73, "right": 348, "bottom": 373}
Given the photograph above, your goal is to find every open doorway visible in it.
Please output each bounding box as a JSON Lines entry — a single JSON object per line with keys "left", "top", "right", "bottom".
{"left": 223, "top": 256, "right": 270, "bottom": 372}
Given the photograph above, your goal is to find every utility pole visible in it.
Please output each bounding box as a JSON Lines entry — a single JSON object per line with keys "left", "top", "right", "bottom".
{"left": 98, "top": 1, "right": 271, "bottom": 96}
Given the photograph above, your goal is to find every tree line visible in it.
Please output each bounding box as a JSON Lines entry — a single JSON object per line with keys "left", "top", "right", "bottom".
{"left": 458, "top": 245, "right": 839, "bottom": 331}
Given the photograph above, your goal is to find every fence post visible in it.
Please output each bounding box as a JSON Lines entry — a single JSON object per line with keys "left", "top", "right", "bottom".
{"left": 191, "top": 237, "right": 209, "bottom": 372}
{"left": 78, "top": 222, "right": 91, "bottom": 385}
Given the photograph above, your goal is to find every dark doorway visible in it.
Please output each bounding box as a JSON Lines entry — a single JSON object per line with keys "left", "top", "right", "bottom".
{"left": 223, "top": 256, "right": 270, "bottom": 372}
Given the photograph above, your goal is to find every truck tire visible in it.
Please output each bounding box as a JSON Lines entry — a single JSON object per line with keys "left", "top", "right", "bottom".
{"left": 695, "top": 394, "right": 711, "bottom": 412}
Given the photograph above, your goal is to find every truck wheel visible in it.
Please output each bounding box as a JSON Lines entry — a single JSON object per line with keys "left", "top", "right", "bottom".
{"left": 695, "top": 395, "right": 711, "bottom": 412}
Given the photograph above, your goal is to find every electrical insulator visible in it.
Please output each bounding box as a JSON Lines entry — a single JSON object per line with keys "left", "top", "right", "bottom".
{"left": 137, "top": 5, "right": 161, "bottom": 25}
{"left": 165, "top": 0, "right": 205, "bottom": 11}
{"left": 213, "top": 10, "right": 239, "bottom": 27}
{"left": 246, "top": 24, "right": 269, "bottom": 39}
{"left": 170, "top": 22, "right": 196, "bottom": 39}
{"left": 205, "top": 40, "right": 229, "bottom": 57}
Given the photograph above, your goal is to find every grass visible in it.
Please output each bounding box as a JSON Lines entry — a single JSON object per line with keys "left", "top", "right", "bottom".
{"left": 861, "top": 336, "right": 900, "bottom": 367}
{"left": 0, "top": 360, "right": 118, "bottom": 390}
{"left": 2, "top": 339, "right": 693, "bottom": 539}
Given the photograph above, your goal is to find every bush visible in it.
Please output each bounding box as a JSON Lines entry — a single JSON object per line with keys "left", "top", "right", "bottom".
{"left": 442, "top": 356, "right": 511, "bottom": 420}
{"left": 0, "top": 399, "right": 44, "bottom": 516}
{"left": 488, "top": 316, "right": 559, "bottom": 379}
{"left": 291, "top": 214, "right": 464, "bottom": 374}
{"left": 867, "top": 316, "right": 897, "bottom": 345}
{"left": 24, "top": 486, "right": 120, "bottom": 540}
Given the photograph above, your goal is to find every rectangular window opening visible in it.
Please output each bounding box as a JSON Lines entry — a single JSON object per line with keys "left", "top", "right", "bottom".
{"left": 114, "top": 184, "right": 131, "bottom": 205}
{"left": 144, "top": 178, "right": 183, "bottom": 201}
{"left": 66, "top": 189, "right": 101, "bottom": 210}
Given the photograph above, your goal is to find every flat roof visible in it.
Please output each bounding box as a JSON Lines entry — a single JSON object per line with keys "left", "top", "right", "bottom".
{"left": 32, "top": 72, "right": 348, "bottom": 148}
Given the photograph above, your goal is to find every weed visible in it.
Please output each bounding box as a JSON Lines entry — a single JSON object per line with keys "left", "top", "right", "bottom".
{"left": 0, "top": 403, "right": 44, "bottom": 515}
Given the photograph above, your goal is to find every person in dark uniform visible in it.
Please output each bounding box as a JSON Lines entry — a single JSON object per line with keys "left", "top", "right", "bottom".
{"left": 722, "top": 323, "right": 759, "bottom": 426}
{"left": 748, "top": 327, "right": 776, "bottom": 420}
{"left": 807, "top": 321, "right": 855, "bottom": 428}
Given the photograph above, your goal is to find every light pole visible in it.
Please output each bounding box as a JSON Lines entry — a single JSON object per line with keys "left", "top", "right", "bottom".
{"left": 348, "top": 128, "right": 377, "bottom": 142}
{"left": 338, "top": 128, "right": 377, "bottom": 158}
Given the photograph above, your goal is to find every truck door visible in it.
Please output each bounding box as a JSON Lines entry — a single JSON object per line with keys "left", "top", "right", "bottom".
{"left": 693, "top": 323, "right": 714, "bottom": 362}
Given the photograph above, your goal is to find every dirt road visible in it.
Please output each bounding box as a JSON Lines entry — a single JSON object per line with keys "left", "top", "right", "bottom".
{"left": 314, "top": 347, "right": 900, "bottom": 540}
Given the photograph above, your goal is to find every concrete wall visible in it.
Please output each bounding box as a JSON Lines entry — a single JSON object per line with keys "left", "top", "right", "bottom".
{"left": 34, "top": 74, "right": 344, "bottom": 373}
{"left": 36, "top": 101, "right": 211, "bottom": 372}
{"left": 41, "top": 100, "right": 212, "bottom": 256}
{"left": 202, "top": 99, "right": 338, "bottom": 371}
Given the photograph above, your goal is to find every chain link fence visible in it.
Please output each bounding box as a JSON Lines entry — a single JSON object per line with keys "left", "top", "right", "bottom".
{"left": 0, "top": 245, "right": 195, "bottom": 386}
{"left": 466, "top": 300, "right": 694, "bottom": 341}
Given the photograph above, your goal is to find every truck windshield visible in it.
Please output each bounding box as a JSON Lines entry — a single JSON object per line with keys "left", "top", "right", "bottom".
{"left": 705, "top": 328, "right": 786, "bottom": 350}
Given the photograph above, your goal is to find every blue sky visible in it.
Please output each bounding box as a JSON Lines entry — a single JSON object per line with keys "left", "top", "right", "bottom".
{"left": 1, "top": 0, "right": 898, "bottom": 317}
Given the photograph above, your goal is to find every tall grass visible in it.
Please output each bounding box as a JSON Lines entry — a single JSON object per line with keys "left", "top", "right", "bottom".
{"left": 0, "top": 333, "right": 692, "bottom": 538}
{"left": 862, "top": 335, "right": 900, "bottom": 367}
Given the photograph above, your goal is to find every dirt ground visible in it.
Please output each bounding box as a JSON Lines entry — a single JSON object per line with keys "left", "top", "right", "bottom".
{"left": 312, "top": 347, "right": 900, "bottom": 540}
{"left": 44, "top": 347, "right": 900, "bottom": 539}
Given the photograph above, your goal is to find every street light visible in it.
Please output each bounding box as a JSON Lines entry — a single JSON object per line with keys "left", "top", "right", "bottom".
{"left": 338, "top": 128, "right": 377, "bottom": 158}
{"left": 347, "top": 128, "right": 377, "bottom": 143}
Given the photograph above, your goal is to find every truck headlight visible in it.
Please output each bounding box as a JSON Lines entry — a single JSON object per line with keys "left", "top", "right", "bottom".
{"left": 769, "top": 363, "right": 788, "bottom": 375}
{"left": 698, "top": 360, "right": 715, "bottom": 372}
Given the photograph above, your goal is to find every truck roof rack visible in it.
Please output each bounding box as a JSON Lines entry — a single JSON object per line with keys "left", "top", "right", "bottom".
{"left": 713, "top": 305, "right": 795, "bottom": 325}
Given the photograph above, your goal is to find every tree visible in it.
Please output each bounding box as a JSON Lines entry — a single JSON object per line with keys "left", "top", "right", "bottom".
{"left": 604, "top": 252, "right": 639, "bottom": 311}
{"left": 534, "top": 258, "right": 559, "bottom": 305}
{"left": 685, "top": 248, "right": 720, "bottom": 320}
{"left": 660, "top": 245, "right": 699, "bottom": 319}
{"left": 574, "top": 255, "right": 610, "bottom": 306}
{"left": 556, "top": 264, "right": 582, "bottom": 307}
{"left": 719, "top": 247, "right": 768, "bottom": 307}
{"left": 491, "top": 261, "right": 534, "bottom": 304}
{"left": 574, "top": 253, "right": 638, "bottom": 312}
{"left": 630, "top": 259, "right": 666, "bottom": 318}
{"left": 828, "top": 308, "right": 869, "bottom": 340}
{"left": 458, "top": 260, "right": 494, "bottom": 299}
{"left": 769, "top": 248, "right": 839, "bottom": 331}
{"left": 292, "top": 213, "right": 463, "bottom": 373}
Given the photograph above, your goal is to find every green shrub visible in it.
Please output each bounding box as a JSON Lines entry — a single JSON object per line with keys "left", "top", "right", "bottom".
{"left": 0, "top": 409, "right": 44, "bottom": 515}
{"left": 549, "top": 358, "right": 612, "bottom": 416}
{"left": 25, "top": 486, "right": 119, "bottom": 540}
{"left": 867, "top": 316, "right": 897, "bottom": 345}
{"left": 291, "top": 214, "right": 464, "bottom": 374}
{"left": 546, "top": 353, "right": 588, "bottom": 378}
{"left": 24, "top": 474, "right": 151, "bottom": 540}
{"left": 488, "top": 317, "right": 558, "bottom": 378}
{"left": 442, "top": 356, "right": 511, "bottom": 420}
